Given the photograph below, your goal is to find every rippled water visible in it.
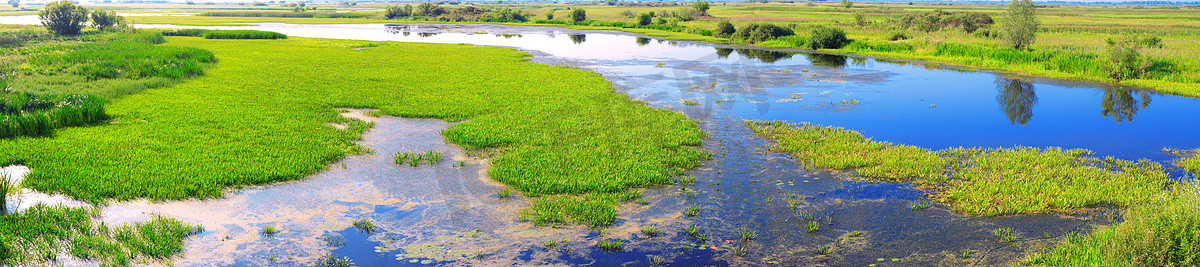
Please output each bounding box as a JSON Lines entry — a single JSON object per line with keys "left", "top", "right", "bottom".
{"left": 2, "top": 19, "right": 1197, "bottom": 266}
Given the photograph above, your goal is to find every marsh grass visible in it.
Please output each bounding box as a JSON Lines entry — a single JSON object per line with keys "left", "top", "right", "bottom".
{"left": 0, "top": 205, "right": 202, "bottom": 266}
{"left": 740, "top": 227, "right": 756, "bottom": 242}
{"left": 993, "top": 227, "right": 1015, "bottom": 243}
{"left": 806, "top": 221, "right": 820, "bottom": 233}
{"left": 1025, "top": 179, "right": 1200, "bottom": 266}
{"left": 261, "top": 226, "right": 277, "bottom": 237}
{"left": 495, "top": 189, "right": 512, "bottom": 200}
{"left": 352, "top": 219, "right": 375, "bottom": 234}
{"left": 315, "top": 253, "right": 354, "bottom": 267}
{"left": 682, "top": 205, "right": 700, "bottom": 217}
{"left": 597, "top": 239, "right": 623, "bottom": 252}
{"left": 322, "top": 235, "right": 346, "bottom": 247}
{"left": 393, "top": 150, "right": 444, "bottom": 167}
{"left": 541, "top": 239, "right": 558, "bottom": 250}
{"left": 0, "top": 93, "right": 107, "bottom": 139}
{"left": 733, "top": 245, "right": 748, "bottom": 257}
{"left": 746, "top": 120, "right": 1171, "bottom": 216}
{"left": 641, "top": 225, "right": 660, "bottom": 238}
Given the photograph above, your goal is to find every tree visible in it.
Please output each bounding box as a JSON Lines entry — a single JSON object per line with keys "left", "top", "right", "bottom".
{"left": 89, "top": 8, "right": 122, "bottom": 31}
{"left": 714, "top": 20, "right": 735, "bottom": 38}
{"left": 7, "top": 0, "right": 16, "bottom": 8}
{"left": 693, "top": 1, "right": 709, "bottom": 13}
{"left": 417, "top": 3, "right": 444, "bottom": 16}
{"left": 38, "top": 0, "right": 88, "bottom": 35}
{"left": 385, "top": 5, "right": 408, "bottom": 19}
{"left": 1102, "top": 35, "right": 1150, "bottom": 81}
{"left": 1002, "top": 0, "right": 1038, "bottom": 49}
{"left": 636, "top": 12, "right": 651, "bottom": 26}
{"left": 570, "top": 8, "right": 586, "bottom": 22}
{"left": 841, "top": 0, "right": 853, "bottom": 8}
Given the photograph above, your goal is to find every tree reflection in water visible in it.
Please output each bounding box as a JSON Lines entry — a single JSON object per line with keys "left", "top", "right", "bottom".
{"left": 635, "top": 37, "right": 650, "bottom": 46}
{"left": 995, "top": 78, "right": 1038, "bottom": 126}
{"left": 1101, "top": 88, "right": 1151, "bottom": 123}
{"left": 568, "top": 33, "right": 585, "bottom": 44}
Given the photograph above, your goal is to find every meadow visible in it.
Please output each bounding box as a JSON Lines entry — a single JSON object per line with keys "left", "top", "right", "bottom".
{"left": 123, "top": 2, "right": 1200, "bottom": 97}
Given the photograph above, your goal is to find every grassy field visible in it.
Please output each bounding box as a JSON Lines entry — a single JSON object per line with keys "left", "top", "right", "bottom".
{"left": 744, "top": 120, "right": 1171, "bottom": 216}
{"left": 122, "top": 2, "right": 1200, "bottom": 97}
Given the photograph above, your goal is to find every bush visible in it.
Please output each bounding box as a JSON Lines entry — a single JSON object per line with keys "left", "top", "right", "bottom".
{"left": 201, "top": 30, "right": 287, "bottom": 40}
{"left": 385, "top": 5, "right": 410, "bottom": 19}
{"left": 898, "top": 9, "right": 993, "bottom": 33}
{"left": 1003, "top": 0, "right": 1038, "bottom": 49}
{"left": 38, "top": 0, "right": 88, "bottom": 35}
{"left": 887, "top": 31, "right": 909, "bottom": 41}
{"left": 806, "top": 26, "right": 849, "bottom": 50}
{"left": 714, "top": 20, "right": 735, "bottom": 38}
{"left": 1103, "top": 35, "right": 1149, "bottom": 81}
{"left": 416, "top": 3, "right": 444, "bottom": 16}
{"left": 973, "top": 28, "right": 1001, "bottom": 38}
{"left": 570, "top": 8, "right": 586, "bottom": 22}
{"left": 636, "top": 12, "right": 652, "bottom": 26}
{"left": 733, "top": 23, "right": 793, "bottom": 43}
{"left": 89, "top": 8, "right": 122, "bottom": 31}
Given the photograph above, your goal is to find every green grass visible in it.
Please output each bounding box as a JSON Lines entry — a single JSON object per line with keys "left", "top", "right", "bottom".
{"left": 261, "top": 225, "right": 277, "bottom": 237}
{"left": 352, "top": 219, "right": 375, "bottom": 234}
{"left": 0, "top": 93, "right": 108, "bottom": 139}
{"left": 1025, "top": 180, "right": 1200, "bottom": 266}
{"left": 745, "top": 120, "right": 1171, "bottom": 216}
{"left": 597, "top": 239, "right": 623, "bottom": 252}
{"left": 393, "top": 150, "right": 443, "bottom": 167}
{"left": 0, "top": 205, "right": 203, "bottom": 266}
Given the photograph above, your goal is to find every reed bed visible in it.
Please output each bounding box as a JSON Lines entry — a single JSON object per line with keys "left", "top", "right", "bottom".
{"left": 746, "top": 120, "right": 1171, "bottom": 216}
{"left": 0, "top": 93, "right": 107, "bottom": 139}
{"left": 0, "top": 205, "right": 202, "bottom": 266}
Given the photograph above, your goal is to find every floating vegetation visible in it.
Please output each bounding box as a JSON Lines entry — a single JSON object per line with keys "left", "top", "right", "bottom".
{"left": 683, "top": 205, "right": 700, "bottom": 217}
{"left": 315, "top": 253, "right": 354, "bottom": 267}
{"left": 353, "top": 219, "right": 376, "bottom": 234}
{"left": 655, "top": 62, "right": 666, "bottom": 67}
{"left": 322, "top": 235, "right": 347, "bottom": 247}
{"left": 641, "top": 225, "right": 660, "bottom": 238}
{"left": 993, "top": 227, "right": 1016, "bottom": 243}
{"left": 746, "top": 120, "right": 1172, "bottom": 216}
{"left": 260, "top": 226, "right": 279, "bottom": 237}
{"left": 683, "top": 100, "right": 699, "bottom": 106}
{"left": 597, "top": 239, "right": 623, "bottom": 252}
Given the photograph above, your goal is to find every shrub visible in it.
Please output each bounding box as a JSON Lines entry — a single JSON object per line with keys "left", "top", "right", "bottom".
{"left": 385, "top": 5, "right": 409, "bottom": 19}
{"left": 202, "top": 30, "right": 287, "bottom": 40}
{"left": 1103, "top": 35, "right": 1150, "bottom": 81}
{"left": 89, "top": 8, "right": 122, "bottom": 31}
{"left": 842, "top": 0, "right": 853, "bottom": 8}
{"left": 416, "top": 3, "right": 444, "bottom": 17}
{"left": 733, "top": 23, "right": 793, "bottom": 43}
{"left": 853, "top": 12, "right": 866, "bottom": 26}
{"left": 973, "top": 28, "right": 1001, "bottom": 38}
{"left": 482, "top": 7, "right": 528, "bottom": 22}
{"left": 38, "top": 0, "right": 89, "bottom": 35}
{"left": 636, "top": 13, "right": 652, "bottom": 26}
{"left": 570, "top": 8, "right": 586, "bottom": 22}
{"left": 714, "top": 20, "right": 735, "bottom": 38}
{"left": 887, "top": 31, "right": 909, "bottom": 41}
{"left": 898, "top": 9, "right": 993, "bottom": 33}
{"left": 806, "top": 26, "right": 849, "bottom": 49}
{"left": 1002, "top": 0, "right": 1038, "bottom": 49}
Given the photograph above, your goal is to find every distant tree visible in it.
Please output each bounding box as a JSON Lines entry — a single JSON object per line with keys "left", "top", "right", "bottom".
{"left": 714, "top": 20, "right": 735, "bottom": 38}
{"left": 89, "top": 8, "right": 122, "bottom": 31}
{"left": 417, "top": 2, "right": 444, "bottom": 16}
{"left": 636, "top": 12, "right": 651, "bottom": 26}
{"left": 385, "top": 5, "right": 408, "bottom": 19}
{"left": 38, "top": 0, "right": 88, "bottom": 35}
{"left": 841, "top": 0, "right": 853, "bottom": 8}
{"left": 252, "top": 1, "right": 267, "bottom": 6}
{"left": 7, "top": 0, "right": 16, "bottom": 8}
{"left": 570, "top": 8, "right": 586, "bottom": 22}
{"left": 693, "top": 1, "right": 709, "bottom": 13}
{"left": 1002, "top": 0, "right": 1038, "bottom": 49}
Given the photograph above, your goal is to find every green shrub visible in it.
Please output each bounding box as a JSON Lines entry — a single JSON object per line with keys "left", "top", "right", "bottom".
{"left": 714, "top": 20, "right": 735, "bottom": 38}
{"left": 1103, "top": 35, "right": 1150, "bottom": 81}
{"left": 89, "top": 8, "right": 122, "bottom": 31}
{"left": 385, "top": 5, "right": 410, "bottom": 19}
{"left": 202, "top": 30, "right": 287, "bottom": 40}
{"left": 636, "top": 12, "right": 652, "bottom": 26}
{"left": 38, "top": 0, "right": 88, "bottom": 35}
{"left": 733, "top": 23, "right": 793, "bottom": 43}
{"left": 1140, "top": 36, "right": 1163, "bottom": 48}
{"left": 570, "top": 8, "right": 586, "bottom": 22}
{"left": 806, "top": 26, "right": 849, "bottom": 50}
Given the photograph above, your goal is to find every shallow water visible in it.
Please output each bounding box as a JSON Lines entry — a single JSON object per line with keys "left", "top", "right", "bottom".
{"left": 2, "top": 19, "right": 1197, "bottom": 266}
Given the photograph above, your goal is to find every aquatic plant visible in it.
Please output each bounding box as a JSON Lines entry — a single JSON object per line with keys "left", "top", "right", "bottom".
{"left": 733, "top": 245, "right": 748, "bottom": 257}
{"left": 812, "top": 246, "right": 830, "bottom": 255}
{"left": 683, "top": 205, "right": 700, "bottom": 217}
{"left": 740, "top": 227, "right": 756, "bottom": 242}
{"left": 353, "top": 219, "right": 376, "bottom": 234}
{"left": 496, "top": 189, "right": 512, "bottom": 200}
{"left": 322, "top": 235, "right": 346, "bottom": 247}
{"left": 0, "top": 206, "right": 202, "bottom": 265}
{"left": 261, "top": 226, "right": 278, "bottom": 237}
{"left": 848, "top": 231, "right": 863, "bottom": 238}
{"left": 315, "top": 253, "right": 354, "bottom": 267}
{"left": 993, "top": 227, "right": 1015, "bottom": 243}
{"left": 597, "top": 239, "right": 623, "bottom": 252}
{"left": 541, "top": 239, "right": 558, "bottom": 250}
{"left": 910, "top": 200, "right": 930, "bottom": 210}
{"left": 684, "top": 225, "right": 700, "bottom": 237}
{"left": 961, "top": 249, "right": 971, "bottom": 259}
{"left": 650, "top": 255, "right": 667, "bottom": 266}
{"left": 201, "top": 30, "right": 288, "bottom": 40}
{"left": 678, "top": 176, "right": 696, "bottom": 186}
{"left": 641, "top": 225, "right": 660, "bottom": 238}
{"left": 746, "top": 120, "right": 1172, "bottom": 216}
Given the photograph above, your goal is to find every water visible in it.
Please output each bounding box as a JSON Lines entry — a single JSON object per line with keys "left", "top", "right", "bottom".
{"left": 3, "top": 19, "right": 1197, "bottom": 266}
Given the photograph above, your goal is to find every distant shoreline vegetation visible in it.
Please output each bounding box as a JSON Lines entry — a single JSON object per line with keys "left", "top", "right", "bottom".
{"left": 163, "top": 29, "right": 287, "bottom": 39}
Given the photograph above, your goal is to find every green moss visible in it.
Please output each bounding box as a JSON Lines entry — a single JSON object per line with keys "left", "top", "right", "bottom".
{"left": 745, "top": 120, "right": 1171, "bottom": 216}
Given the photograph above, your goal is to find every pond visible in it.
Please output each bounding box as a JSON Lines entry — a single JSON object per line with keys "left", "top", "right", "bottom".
{"left": 4, "top": 19, "right": 1199, "bottom": 266}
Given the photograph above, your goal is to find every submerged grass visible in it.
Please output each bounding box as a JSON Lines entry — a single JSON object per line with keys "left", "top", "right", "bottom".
{"left": 0, "top": 205, "right": 202, "bottom": 266}
{"left": 746, "top": 120, "right": 1171, "bottom": 216}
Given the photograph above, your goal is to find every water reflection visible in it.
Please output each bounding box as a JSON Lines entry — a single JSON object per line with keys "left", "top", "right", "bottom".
{"left": 807, "top": 53, "right": 847, "bottom": 68}
{"left": 1101, "top": 89, "right": 1152, "bottom": 123}
{"left": 568, "top": 33, "right": 585, "bottom": 44}
{"left": 417, "top": 32, "right": 438, "bottom": 37}
{"left": 995, "top": 78, "right": 1038, "bottom": 126}
{"left": 715, "top": 48, "right": 732, "bottom": 59}
{"left": 635, "top": 36, "right": 650, "bottom": 46}
{"left": 734, "top": 49, "right": 794, "bottom": 63}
